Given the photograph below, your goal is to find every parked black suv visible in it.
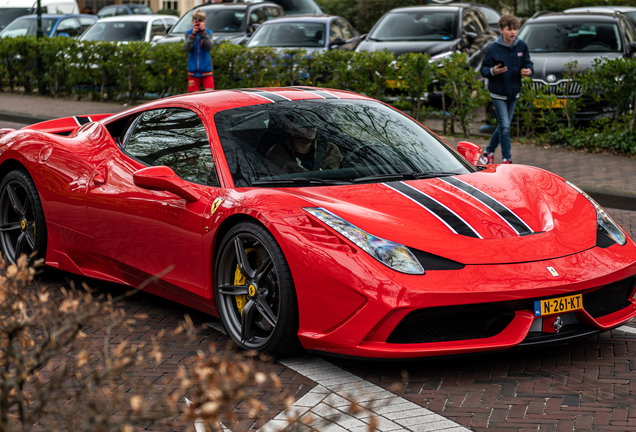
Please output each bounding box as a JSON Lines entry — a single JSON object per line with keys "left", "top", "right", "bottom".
{"left": 154, "top": 2, "right": 284, "bottom": 45}
{"left": 518, "top": 11, "right": 636, "bottom": 120}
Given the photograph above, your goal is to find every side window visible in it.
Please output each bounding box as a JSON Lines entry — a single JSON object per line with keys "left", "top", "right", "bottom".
{"left": 462, "top": 11, "right": 479, "bottom": 34}
{"left": 98, "top": 6, "right": 116, "bottom": 18}
{"left": 335, "top": 19, "right": 353, "bottom": 40}
{"left": 79, "top": 17, "right": 96, "bottom": 33}
{"left": 329, "top": 20, "right": 343, "bottom": 42}
{"left": 55, "top": 18, "right": 81, "bottom": 37}
{"left": 151, "top": 19, "right": 165, "bottom": 37}
{"left": 122, "top": 108, "right": 219, "bottom": 187}
{"left": 117, "top": 6, "right": 127, "bottom": 15}
{"left": 264, "top": 6, "right": 282, "bottom": 20}
{"left": 620, "top": 19, "right": 635, "bottom": 44}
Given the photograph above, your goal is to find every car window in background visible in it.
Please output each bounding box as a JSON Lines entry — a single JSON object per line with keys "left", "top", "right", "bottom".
{"left": 620, "top": 19, "right": 636, "bottom": 44}
{"left": 81, "top": 21, "right": 147, "bottom": 41}
{"left": 247, "top": 22, "right": 325, "bottom": 47}
{"left": 624, "top": 12, "right": 636, "bottom": 27}
{"left": 334, "top": 18, "right": 354, "bottom": 40}
{"left": 329, "top": 20, "right": 343, "bottom": 42}
{"left": 172, "top": 9, "right": 246, "bottom": 33}
{"left": 116, "top": 7, "right": 127, "bottom": 15}
{"left": 55, "top": 18, "right": 82, "bottom": 37}
{"left": 519, "top": 22, "right": 622, "bottom": 52}
{"left": 123, "top": 108, "right": 218, "bottom": 186}
{"left": 370, "top": 11, "right": 457, "bottom": 41}
{"left": 263, "top": 6, "right": 283, "bottom": 20}
{"left": 97, "top": 6, "right": 117, "bottom": 18}
{"left": 79, "top": 16, "right": 97, "bottom": 32}
{"left": 130, "top": 5, "right": 153, "bottom": 14}
{"left": 0, "top": 8, "right": 31, "bottom": 31}
{"left": 0, "top": 18, "right": 56, "bottom": 37}
{"left": 274, "top": 0, "right": 320, "bottom": 15}
{"left": 475, "top": 6, "right": 499, "bottom": 25}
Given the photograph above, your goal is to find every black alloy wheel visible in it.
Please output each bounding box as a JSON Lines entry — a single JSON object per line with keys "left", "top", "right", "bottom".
{"left": 215, "top": 221, "right": 301, "bottom": 357}
{"left": 0, "top": 169, "right": 47, "bottom": 264}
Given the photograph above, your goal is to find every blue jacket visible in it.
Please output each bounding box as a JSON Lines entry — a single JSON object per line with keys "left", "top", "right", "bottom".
{"left": 183, "top": 29, "right": 214, "bottom": 76}
{"left": 480, "top": 35, "right": 533, "bottom": 100}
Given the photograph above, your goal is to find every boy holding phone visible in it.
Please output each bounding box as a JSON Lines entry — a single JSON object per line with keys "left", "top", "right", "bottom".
{"left": 183, "top": 10, "right": 214, "bottom": 92}
{"left": 479, "top": 15, "right": 533, "bottom": 164}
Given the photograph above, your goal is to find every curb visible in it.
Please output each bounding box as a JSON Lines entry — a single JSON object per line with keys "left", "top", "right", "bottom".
{"left": 0, "top": 111, "right": 51, "bottom": 125}
{"left": 2, "top": 112, "right": 635, "bottom": 212}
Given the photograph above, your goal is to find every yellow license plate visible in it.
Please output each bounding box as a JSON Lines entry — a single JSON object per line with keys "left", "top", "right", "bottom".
{"left": 534, "top": 98, "right": 566, "bottom": 109}
{"left": 534, "top": 294, "right": 582, "bottom": 316}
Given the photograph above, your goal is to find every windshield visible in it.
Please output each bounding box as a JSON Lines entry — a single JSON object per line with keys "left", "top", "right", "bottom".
{"left": 476, "top": 7, "right": 499, "bottom": 24}
{"left": 215, "top": 100, "right": 472, "bottom": 188}
{"left": 370, "top": 11, "right": 457, "bottom": 41}
{"left": 273, "top": 0, "right": 321, "bottom": 15}
{"left": 0, "top": 8, "right": 31, "bottom": 31}
{"left": 247, "top": 22, "right": 325, "bottom": 48}
{"left": 0, "top": 18, "right": 56, "bottom": 37}
{"left": 81, "top": 21, "right": 147, "bottom": 41}
{"left": 519, "top": 22, "right": 622, "bottom": 52}
{"left": 171, "top": 8, "right": 245, "bottom": 34}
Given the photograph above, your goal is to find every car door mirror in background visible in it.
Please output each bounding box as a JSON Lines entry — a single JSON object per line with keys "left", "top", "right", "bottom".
{"left": 329, "top": 36, "right": 346, "bottom": 49}
{"left": 457, "top": 141, "right": 482, "bottom": 165}
{"left": 248, "top": 22, "right": 261, "bottom": 34}
{"left": 133, "top": 165, "right": 201, "bottom": 202}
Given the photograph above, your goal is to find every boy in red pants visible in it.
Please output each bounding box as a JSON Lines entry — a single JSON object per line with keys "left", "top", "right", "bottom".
{"left": 183, "top": 10, "right": 214, "bottom": 92}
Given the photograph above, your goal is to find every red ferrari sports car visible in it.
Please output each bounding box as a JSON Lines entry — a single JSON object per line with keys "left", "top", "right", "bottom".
{"left": 1, "top": 87, "right": 635, "bottom": 359}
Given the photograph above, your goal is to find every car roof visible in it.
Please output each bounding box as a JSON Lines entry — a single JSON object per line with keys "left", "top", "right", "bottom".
{"left": 258, "top": 14, "right": 337, "bottom": 24}
{"left": 390, "top": 5, "right": 463, "bottom": 12}
{"left": 565, "top": 6, "right": 636, "bottom": 13}
{"left": 14, "top": 14, "right": 94, "bottom": 20}
{"left": 193, "top": 2, "right": 280, "bottom": 11}
{"left": 94, "top": 14, "right": 174, "bottom": 22}
{"left": 526, "top": 11, "right": 624, "bottom": 23}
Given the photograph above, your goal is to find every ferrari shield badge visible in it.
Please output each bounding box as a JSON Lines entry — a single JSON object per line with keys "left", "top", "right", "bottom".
{"left": 210, "top": 197, "right": 224, "bottom": 215}
{"left": 547, "top": 266, "right": 559, "bottom": 277}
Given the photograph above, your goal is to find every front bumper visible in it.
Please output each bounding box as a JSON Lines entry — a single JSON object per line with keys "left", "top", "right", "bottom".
{"left": 295, "top": 243, "right": 636, "bottom": 359}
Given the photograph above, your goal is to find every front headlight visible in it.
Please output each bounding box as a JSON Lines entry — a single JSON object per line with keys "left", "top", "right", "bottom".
{"left": 566, "top": 181, "right": 626, "bottom": 246}
{"left": 303, "top": 207, "right": 425, "bottom": 275}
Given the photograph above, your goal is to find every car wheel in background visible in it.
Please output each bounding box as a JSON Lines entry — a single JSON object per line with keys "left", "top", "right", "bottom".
{"left": 0, "top": 169, "right": 47, "bottom": 264}
{"left": 214, "top": 221, "right": 301, "bottom": 357}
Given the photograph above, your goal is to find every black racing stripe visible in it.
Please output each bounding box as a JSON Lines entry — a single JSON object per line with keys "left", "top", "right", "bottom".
{"left": 441, "top": 177, "right": 533, "bottom": 235}
{"left": 385, "top": 181, "right": 480, "bottom": 238}
{"left": 74, "top": 116, "right": 90, "bottom": 125}
{"left": 240, "top": 89, "right": 290, "bottom": 102}
{"left": 288, "top": 87, "right": 340, "bottom": 99}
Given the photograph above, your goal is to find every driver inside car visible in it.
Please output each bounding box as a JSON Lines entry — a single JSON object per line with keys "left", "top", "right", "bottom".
{"left": 265, "top": 111, "right": 343, "bottom": 173}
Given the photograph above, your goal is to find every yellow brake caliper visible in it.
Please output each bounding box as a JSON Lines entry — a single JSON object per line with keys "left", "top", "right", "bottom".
{"left": 234, "top": 248, "right": 261, "bottom": 315}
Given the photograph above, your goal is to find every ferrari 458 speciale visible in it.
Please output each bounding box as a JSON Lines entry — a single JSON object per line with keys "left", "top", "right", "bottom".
{"left": 0, "top": 87, "right": 635, "bottom": 359}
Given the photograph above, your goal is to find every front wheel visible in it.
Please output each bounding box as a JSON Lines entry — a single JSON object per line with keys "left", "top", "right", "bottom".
{"left": 214, "top": 221, "right": 301, "bottom": 358}
{"left": 0, "top": 169, "right": 47, "bottom": 263}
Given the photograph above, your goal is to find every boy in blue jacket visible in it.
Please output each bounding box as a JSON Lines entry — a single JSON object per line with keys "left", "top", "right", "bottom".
{"left": 479, "top": 15, "right": 533, "bottom": 164}
{"left": 183, "top": 10, "right": 214, "bottom": 92}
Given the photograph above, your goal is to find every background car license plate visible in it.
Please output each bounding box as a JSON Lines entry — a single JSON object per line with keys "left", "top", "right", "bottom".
{"left": 534, "top": 294, "right": 582, "bottom": 316}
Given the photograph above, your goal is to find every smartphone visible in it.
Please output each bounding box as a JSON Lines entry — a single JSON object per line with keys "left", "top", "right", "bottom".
{"left": 494, "top": 59, "right": 505, "bottom": 67}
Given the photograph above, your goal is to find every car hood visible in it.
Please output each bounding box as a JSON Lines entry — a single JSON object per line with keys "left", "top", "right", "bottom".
{"left": 276, "top": 165, "right": 598, "bottom": 265}
{"left": 356, "top": 39, "right": 458, "bottom": 56}
{"left": 530, "top": 52, "right": 623, "bottom": 81}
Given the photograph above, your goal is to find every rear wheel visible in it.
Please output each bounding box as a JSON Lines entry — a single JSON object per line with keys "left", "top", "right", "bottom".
{"left": 0, "top": 169, "right": 47, "bottom": 263}
{"left": 214, "top": 221, "right": 301, "bottom": 357}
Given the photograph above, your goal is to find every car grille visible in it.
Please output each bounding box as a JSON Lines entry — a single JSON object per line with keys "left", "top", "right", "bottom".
{"left": 530, "top": 79, "right": 583, "bottom": 97}
{"left": 387, "top": 305, "right": 515, "bottom": 344}
{"left": 583, "top": 276, "right": 635, "bottom": 318}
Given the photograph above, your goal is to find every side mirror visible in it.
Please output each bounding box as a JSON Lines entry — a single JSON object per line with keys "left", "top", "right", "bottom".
{"left": 329, "top": 36, "right": 346, "bottom": 50}
{"left": 457, "top": 141, "right": 482, "bottom": 165}
{"left": 248, "top": 22, "right": 261, "bottom": 34}
{"left": 133, "top": 165, "right": 201, "bottom": 202}
{"left": 360, "top": 33, "right": 367, "bottom": 41}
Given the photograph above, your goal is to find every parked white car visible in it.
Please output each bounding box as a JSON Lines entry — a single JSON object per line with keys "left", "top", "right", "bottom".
{"left": 79, "top": 14, "right": 178, "bottom": 43}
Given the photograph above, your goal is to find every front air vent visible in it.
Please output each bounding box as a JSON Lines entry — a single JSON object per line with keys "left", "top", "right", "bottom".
{"left": 583, "top": 276, "right": 635, "bottom": 318}
{"left": 387, "top": 305, "right": 514, "bottom": 344}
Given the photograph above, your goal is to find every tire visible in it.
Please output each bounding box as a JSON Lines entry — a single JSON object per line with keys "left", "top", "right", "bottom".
{"left": 214, "top": 221, "right": 301, "bottom": 358}
{"left": 0, "top": 169, "right": 47, "bottom": 264}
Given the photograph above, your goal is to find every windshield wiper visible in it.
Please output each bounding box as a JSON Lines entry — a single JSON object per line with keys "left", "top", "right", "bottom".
{"left": 252, "top": 177, "right": 353, "bottom": 186}
{"left": 352, "top": 172, "right": 460, "bottom": 183}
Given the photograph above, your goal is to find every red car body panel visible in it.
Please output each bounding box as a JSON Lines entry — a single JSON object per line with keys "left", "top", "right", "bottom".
{"left": 1, "top": 87, "right": 635, "bottom": 359}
